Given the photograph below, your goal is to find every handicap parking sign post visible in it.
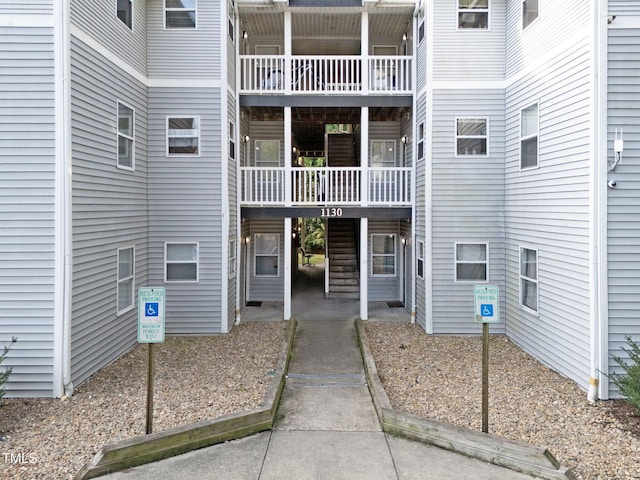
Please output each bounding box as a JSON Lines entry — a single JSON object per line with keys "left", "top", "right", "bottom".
{"left": 474, "top": 285, "right": 500, "bottom": 434}
{"left": 137, "top": 287, "right": 165, "bottom": 434}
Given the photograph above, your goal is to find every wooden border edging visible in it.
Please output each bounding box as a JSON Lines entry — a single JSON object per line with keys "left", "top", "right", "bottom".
{"left": 355, "top": 319, "right": 578, "bottom": 480}
{"left": 75, "top": 318, "right": 296, "bottom": 480}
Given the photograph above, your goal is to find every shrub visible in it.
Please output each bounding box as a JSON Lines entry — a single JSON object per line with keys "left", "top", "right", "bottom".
{"left": 610, "top": 336, "right": 640, "bottom": 412}
{"left": 0, "top": 337, "right": 17, "bottom": 400}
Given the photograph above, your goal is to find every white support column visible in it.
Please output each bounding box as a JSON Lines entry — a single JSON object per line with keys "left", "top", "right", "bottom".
{"left": 361, "top": 12, "right": 369, "bottom": 95}
{"left": 284, "top": 217, "right": 292, "bottom": 320}
{"left": 285, "top": 107, "right": 292, "bottom": 206}
{"left": 284, "top": 11, "right": 292, "bottom": 96}
{"left": 360, "top": 106, "right": 369, "bottom": 206}
{"left": 360, "top": 217, "right": 368, "bottom": 320}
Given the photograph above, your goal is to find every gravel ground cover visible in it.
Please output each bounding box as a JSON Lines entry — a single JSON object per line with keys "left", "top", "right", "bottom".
{"left": 0, "top": 321, "right": 287, "bottom": 480}
{"left": 364, "top": 322, "right": 640, "bottom": 480}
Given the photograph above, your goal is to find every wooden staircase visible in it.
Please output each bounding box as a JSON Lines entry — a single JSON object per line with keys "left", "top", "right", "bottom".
{"left": 327, "top": 219, "right": 359, "bottom": 299}
{"left": 327, "top": 133, "right": 357, "bottom": 167}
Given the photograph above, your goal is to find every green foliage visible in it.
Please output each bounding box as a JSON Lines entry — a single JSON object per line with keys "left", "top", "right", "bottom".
{"left": 610, "top": 336, "right": 640, "bottom": 412}
{"left": 304, "top": 218, "right": 325, "bottom": 253}
{"left": 0, "top": 337, "right": 17, "bottom": 400}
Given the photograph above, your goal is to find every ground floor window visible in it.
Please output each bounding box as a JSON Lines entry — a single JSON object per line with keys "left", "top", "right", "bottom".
{"left": 117, "top": 246, "right": 135, "bottom": 314}
{"left": 520, "top": 246, "right": 538, "bottom": 313}
{"left": 417, "top": 240, "right": 424, "bottom": 279}
{"left": 165, "top": 242, "right": 199, "bottom": 282}
{"left": 455, "top": 243, "right": 488, "bottom": 282}
{"left": 255, "top": 233, "right": 279, "bottom": 277}
{"left": 372, "top": 234, "right": 396, "bottom": 276}
{"left": 229, "top": 238, "right": 237, "bottom": 278}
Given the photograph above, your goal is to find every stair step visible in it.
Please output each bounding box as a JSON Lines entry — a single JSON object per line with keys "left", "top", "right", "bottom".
{"left": 329, "top": 265, "right": 358, "bottom": 273}
{"left": 330, "top": 285, "right": 360, "bottom": 293}
{"left": 327, "top": 292, "right": 360, "bottom": 299}
{"left": 330, "top": 279, "right": 359, "bottom": 286}
{"left": 329, "top": 271, "right": 359, "bottom": 278}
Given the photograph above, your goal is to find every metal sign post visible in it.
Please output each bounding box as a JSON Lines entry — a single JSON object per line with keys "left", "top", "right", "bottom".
{"left": 138, "top": 287, "right": 165, "bottom": 435}
{"left": 474, "top": 285, "right": 499, "bottom": 434}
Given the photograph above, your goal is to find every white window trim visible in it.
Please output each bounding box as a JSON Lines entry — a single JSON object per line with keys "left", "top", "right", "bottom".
{"left": 229, "top": 238, "right": 237, "bottom": 279}
{"left": 164, "top": 242, "right": 199, "bottom": 283}
{"left": 454, "top": 242, "right": 488, "bottom": 283}
{"left": 370, "top": 140, "right": 397, "bottom": 167}
{"left": 229, "top": 121, "right": 236, "bottom": 160}
{"left": 455, "top": 117, "right": 489, "bottom": 157}
{"left": 228, "top": 0, "right": 235, "bottom": 41}
{"left": 254, "top": 139, "right": 281, "bottom": 167}
{"left": 519, "top": 246, "right": 539, "bottom": 315}
{"left": 166, "top": 116, "right": 201, "bottom": 157}
{"left": 519, "top": 102, "right": 539, "bottom": 171}
{"left": 371, "top": 234, "right": 396, "bottom": 277}
{"left": 417, "top": 240, "right": 425, "bottom": 280}
{"left": 117, "top": 100, "right": 135, "bottom": 171}
{"left": 457, "top": 0, "right": 490, "bottom": 30}
{"left": 164, "top": 0, "right": 197, "bottom": 30}
{"left": 254, "top": 233, "right": 280, "bottom": 277}
{"left": 522, "top": 0, "right": 540, "bottom": 31}
{"left": 417, "top": 122, "right": 425, "bottom": 160}
{"left": 117, "top": 246, "right": 135, "bottom": 315}
{"left": 116, "top": 0, "right": 133, "bottom": 31}
{"left": 418, "top": 1, "right": 425, "bottom": 43}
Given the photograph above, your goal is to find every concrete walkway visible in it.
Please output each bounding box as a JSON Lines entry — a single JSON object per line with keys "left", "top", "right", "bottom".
{"left": 100, "top": 266, "right": 533, "bottom": 479}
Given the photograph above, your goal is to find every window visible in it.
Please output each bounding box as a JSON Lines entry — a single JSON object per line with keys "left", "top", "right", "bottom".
{"left": 418, "top": 2, "right": 425, "bottom": 43}
{"left": 229, "top": 122, "right": 236, "bottom": 160}
{"left": 372, "top": 234, "right": 396, "bottom": 276}
{"left": 417, "top": 122, "right": 424, "bottom": 160}
{"left": 522, "top": 0, "right": 539, "bottom": 29}
{"left": 255, "top": 234, "right": 279, "bottom": 277}
{"left": 254, "top": 140, "right": 280, "bottom": 167}
{"left": 455, "top": 243, "right": 488, "bottom": 282}
{"left": 520, "top": 247, "right": 538, "bottom": 313}
{"left": 229, "top": 238, "right": 236, "bottom": 279}
{"left": 165, "top": 0, "right": 196, "bottom": 29}
{"left": 117, "top": 102, "right": 134, "bottom": 169}
{"left": 370, "top": 140, "right": 396, "bottom": 167}
{"left": 417, "top": 240, "right": 424, "bottom": 279}
{"left": 117, "top": 0, "right": 132, "bottom": 29}
{"left": 227, "top": 0, "right": 235, "bottom": 41}
{"left": 458, "top": 0, "right": 488, "bottom": 29}
{"left": 456, "top": 118, "right": 487, "bottom": 156}
{"left": 520, "top": 103, "right": 538, "bottom": 169}
{"left": 165, "top": 243, "right": 199, "bottom": 282}
{"left": 167, "top": 117, "right": 199, "bottom": 156}
{"left": 117, "top": 246, "right": 135, "bottom": 314}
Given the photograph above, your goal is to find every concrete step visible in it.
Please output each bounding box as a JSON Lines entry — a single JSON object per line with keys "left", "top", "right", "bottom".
{"left": 327, "top": 291, "right": 360, "bottom": 299}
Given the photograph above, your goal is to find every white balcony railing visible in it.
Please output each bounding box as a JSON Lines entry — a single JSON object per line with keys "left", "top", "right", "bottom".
{"left": 240, "top": 167, "right": 412, "bottom": 206}
{"left": 239, "top": 55, "right": 412, "bottom": 94}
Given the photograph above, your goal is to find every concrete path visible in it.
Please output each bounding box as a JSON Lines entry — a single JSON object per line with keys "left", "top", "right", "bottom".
{"left": 100, "top": 266, "right": 533, "bottom": 479}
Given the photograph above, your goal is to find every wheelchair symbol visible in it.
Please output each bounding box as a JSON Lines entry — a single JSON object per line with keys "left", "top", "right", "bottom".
{"left": 480, "top": 304, "right": 493, "bottom": 317}
{"left": 145, "top": 302, "right": 159, "bottom": 317}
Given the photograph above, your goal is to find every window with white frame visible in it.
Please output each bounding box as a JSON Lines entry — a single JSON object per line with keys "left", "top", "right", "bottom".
{"left": 165, "top": 243, "right": 199, "bottom": 282}
{"left": 229, "top": 121, "right": 236, "bottom": 160}
{"left": 255, "top": 234, "right": 279, "bottom": 277}
{"left": 227, "top": 0, "right": 235, "bottom": 41}
{"left": 455, "top": 243, "right": 488, "bottom": 282}
{"left": 418, "top": 2, "right": 425, "bottom": 43}
{"left": 372, "top": 234, "right": 396, "bottom": 276}
{"left": 456, "top": 118, "right": 487, "bottom": 156}
{"left": 458, "top": 0, "right": 488, "bottom": 29}
{"left": 165, "top": 0, "right": 196, "bottom": 29}
{"left": 417, "top": 122, "right": 424, "bottom": 160}
{"left": 520, "top": 103, "right": 538, "bottom": 169}
{"left": 117, "top": 246, "right": 135, "bottom": 314}
{"left": 117, "top": 102, "right": 134, "bottom": 169}
{"left": 370, "top": 140, "right": 396, "bottom": 167}
{"left": 167, "top": 117, "right": 199, "bottom": 156}
{"left": 520, "top": 247, "right": 538, "bottom": 312}
{"left": 417, "top": 240, "right": 424, "bottom": 279}
{"left": 117, "top": 0, "right": 132, "bottom": 29}
{"left": 254, "top": 140, "right": 280, "bottom": 167}
{"left": 229, "top": 238, "right": 236, "bottom": 279}
{"left": 522, "top": 0, "right": 539, "bottom": 29}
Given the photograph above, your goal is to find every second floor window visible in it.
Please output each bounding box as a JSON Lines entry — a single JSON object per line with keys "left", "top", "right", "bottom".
{"left": 370, "top": 140, "right": 396, "bottom": 167}
{"left": 458, "top": 0, "right": 488, "bottom": 29}
{"left": 117, "top": 102, "right": 134, "bottom": 169}
{"left": 522, "top": 0, "right": 539, "bottom": 29}
{"left": 167, "top": 117, "right": 200, "bottom": 156}
{"left": 520, "top": 103, "right": 538, "bottom": 169}
{"left": 117, "top": 0, "right": 132, "bottom": 30}
{"left": 456, "top": 118, "right": 487, "bottom": 156}
{"left": 165, "top": 0, "right": 196, "bottom": 29}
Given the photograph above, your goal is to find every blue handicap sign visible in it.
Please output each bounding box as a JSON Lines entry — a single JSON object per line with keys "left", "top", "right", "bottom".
{"left": 145, "top": 302, "right": 159, "bottom": 317}
{"left": 480, "top": 304, "right": 494, "bottom": 317}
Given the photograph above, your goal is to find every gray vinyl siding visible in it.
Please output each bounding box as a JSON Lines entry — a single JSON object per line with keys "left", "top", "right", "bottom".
{"left": 69, "top": 37, "right": 149, "bottom": 388}
{"left": 606, "top": 21, "right": 640, "bottom": 398}
{"left": 227, "top": 91, "right": 237, "bottom": 327}
{"left": 368, "top": 221, "right": 402, "bottom": 302}
{"left": 148, "top": 87, "right": 223, "bottom": 335}
{"left": 70, "top": 0, "right": 147, "bottom": 76}
{"left": 432, "top": 0, "right": 505, "bottom": 81}
{"left": 504, "top": 38, "right": 592, "bottom": 390}
{"left": 414, "top": 95, "right": 427, "bottom": 330}
{"left": 147, "top": 0, "right": 221, "bottom": 79}
{"left": 0, "top": 0, "right": 52, "bottom": 14}
{"left": 505, "top": 0, "right": 590, "bottom": 78}
{"left": 0, "top": 25, "right": 56, "bottom": 397}
{"left": 247, "top": 219, "right": 285, "bottom": 302}
{"left": 431, "top": 89, "right": 506, "bottom": 335}
{"left": 609, "top": 2, "right": 640, "bottom": 15}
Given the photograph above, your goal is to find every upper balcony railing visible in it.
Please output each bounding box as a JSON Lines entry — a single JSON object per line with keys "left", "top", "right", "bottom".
{"left": 241, "top": 167, "right": 412, "bottom": 207}
{"left": 240, "top": 55, "right": 412, "bottom": 95}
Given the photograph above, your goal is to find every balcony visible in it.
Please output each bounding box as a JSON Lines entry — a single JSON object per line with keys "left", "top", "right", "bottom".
{"left": 240, "top": 55, "right": 412, "bottom": 95}
{"left": 241, "top": 167, "right": 412, "bottom": 206}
